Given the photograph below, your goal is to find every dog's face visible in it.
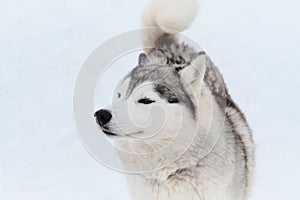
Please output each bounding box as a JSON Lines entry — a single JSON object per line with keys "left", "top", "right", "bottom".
{"left": 94, "top": 53, "right": 208, "bottom": 152}
{"left": 103, "top": 79, "right": 183, "bottom": 137}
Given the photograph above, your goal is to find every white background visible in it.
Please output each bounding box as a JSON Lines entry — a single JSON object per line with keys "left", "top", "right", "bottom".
{"left": 1, "top": 0, "right": 300, "bottom": 199}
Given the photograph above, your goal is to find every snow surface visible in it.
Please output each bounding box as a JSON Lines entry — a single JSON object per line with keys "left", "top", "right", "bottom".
{"left": 1, "top": 0, "right": 300, "bottom": 199}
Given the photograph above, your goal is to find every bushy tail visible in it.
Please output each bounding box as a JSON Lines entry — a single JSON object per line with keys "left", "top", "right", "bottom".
{"left": 141, "top": 0, "right": 199, "bottom": 52}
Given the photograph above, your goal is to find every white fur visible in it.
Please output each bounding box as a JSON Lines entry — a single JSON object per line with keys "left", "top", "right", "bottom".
{"left": 180, "top": 53, "right": 207, "bottom": 85}
{"left": 96, "top": 0, "right": 254, "bottom": 199}
{"left": 141, "top": 0, "right": 199, "bottom": 50}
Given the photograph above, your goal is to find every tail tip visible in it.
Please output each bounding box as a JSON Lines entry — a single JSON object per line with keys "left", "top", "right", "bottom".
{"left": 145, "top": 0, "right": 199, "bottom": 31}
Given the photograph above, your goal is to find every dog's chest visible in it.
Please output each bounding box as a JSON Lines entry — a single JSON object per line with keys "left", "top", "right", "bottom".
{"left": 127, "top": 174, "right": 230, "bottom": 200}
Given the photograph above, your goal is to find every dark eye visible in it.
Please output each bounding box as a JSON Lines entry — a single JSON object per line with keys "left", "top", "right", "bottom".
{"left": 117, "top": 92, "right": 121, "bottom": 98}
{"left": 138, "top": 98, "right": 155, "bottom": 104}
{"left": 168, "top": 97, "right": 179, "bottom": 104}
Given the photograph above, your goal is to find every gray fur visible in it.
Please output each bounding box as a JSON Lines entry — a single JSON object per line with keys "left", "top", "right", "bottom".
{"left": 125, "top": 65, "right": 196, "bottom": 117}
{"left": 154, "top": 84, "right": 179, "bottom": 104}
{"left": 124, "top": 34, "right": 229, "bottom": 118}
{"left": 124, "top": 33, "right": 255, "bottom": 199}
{"left": 101, "top": 1, "right": 255, "bottom": 199}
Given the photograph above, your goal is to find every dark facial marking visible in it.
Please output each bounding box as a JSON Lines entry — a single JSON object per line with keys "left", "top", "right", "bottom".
{"left": 126, "top": 65, "right": 196, "bottom": 118}
{"left": 154, "top": 84, "right": 179, "bottom": 104}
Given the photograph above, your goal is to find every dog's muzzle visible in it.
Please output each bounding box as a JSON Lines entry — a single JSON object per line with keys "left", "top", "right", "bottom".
{"left": 94, "top": 109, "right": 112, "bottom": 126}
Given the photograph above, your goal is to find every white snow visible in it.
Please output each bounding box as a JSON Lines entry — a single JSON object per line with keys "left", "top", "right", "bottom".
{"left": 0, "top": 0, "right": 300, "bottom": 199}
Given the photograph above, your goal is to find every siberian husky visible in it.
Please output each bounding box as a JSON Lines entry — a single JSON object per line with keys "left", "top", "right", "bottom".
{"left": 94, "top": 0, "right": 255, "bottom": 199}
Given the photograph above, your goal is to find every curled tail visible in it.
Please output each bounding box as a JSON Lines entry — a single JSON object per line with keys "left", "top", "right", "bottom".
{"left": 141, "top": 0, "right": 199, "bottom": 52}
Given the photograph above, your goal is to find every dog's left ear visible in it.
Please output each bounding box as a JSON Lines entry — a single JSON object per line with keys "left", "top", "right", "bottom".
{"left": 179, "top": 52, "right": 207, "bottom": 85}
{"left": 138, "top": 53, "right": 149, "bottom": 66}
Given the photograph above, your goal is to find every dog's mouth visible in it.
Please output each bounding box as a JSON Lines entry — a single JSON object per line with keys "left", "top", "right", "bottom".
{"left": 101, "top": 128, "right": 144, "bottom": 138}
{"left": 101, "top": 129, "right": 118, "bottom": 136}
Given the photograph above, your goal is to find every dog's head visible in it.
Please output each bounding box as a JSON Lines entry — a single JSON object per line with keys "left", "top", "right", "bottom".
{"left": 94, "top": 52, "right": 210, "bottom": 153}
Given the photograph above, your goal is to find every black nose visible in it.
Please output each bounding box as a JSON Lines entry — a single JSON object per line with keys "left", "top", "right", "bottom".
{"left": 94, "top": 109, "right": 112, "bottom": 126}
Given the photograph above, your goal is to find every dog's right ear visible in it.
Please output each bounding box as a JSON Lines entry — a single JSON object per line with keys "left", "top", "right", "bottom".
{"left": 138, "top": 53, "right": 149, "bottom": 66}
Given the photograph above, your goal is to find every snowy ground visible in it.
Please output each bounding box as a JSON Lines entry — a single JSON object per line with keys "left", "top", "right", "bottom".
{"left": 1, "top": 0, "right": 300, "bottom": 199}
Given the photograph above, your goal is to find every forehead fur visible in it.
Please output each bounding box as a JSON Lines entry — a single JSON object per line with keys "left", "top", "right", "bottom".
{"left": 126, "top": 65, "right": 196, "bottom": 117}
